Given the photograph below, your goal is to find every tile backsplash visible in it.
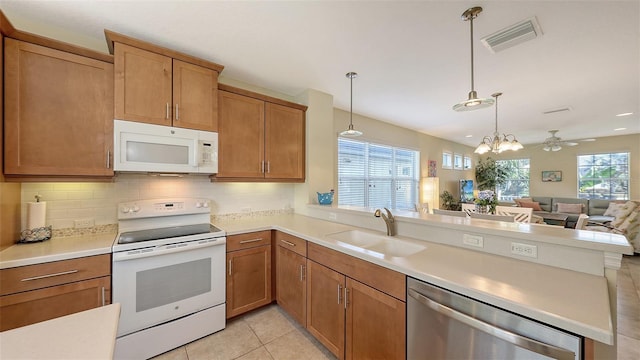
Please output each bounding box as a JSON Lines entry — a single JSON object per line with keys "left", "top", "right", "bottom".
{"left": 20, "top": 174, "right": 295, "bottom": 230}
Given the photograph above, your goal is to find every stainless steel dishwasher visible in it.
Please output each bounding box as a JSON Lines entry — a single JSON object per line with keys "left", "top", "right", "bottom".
{"left": 407, "top": 277, "right": 583, "bottom": 360}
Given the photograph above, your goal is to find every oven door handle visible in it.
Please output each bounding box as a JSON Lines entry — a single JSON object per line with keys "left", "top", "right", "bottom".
{"left": 113, "top": 238, "right": 226, "bottom": 262}
{"left": 407, "top": 288, "right": 576, "bottom": 360}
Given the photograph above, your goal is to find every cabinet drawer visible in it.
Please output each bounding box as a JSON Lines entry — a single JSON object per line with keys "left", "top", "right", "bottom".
{"left": 0, "top": 254, "right": 111, "bottom": 296}
{"left": 227, "top": 231, "right": 272, "bottom": 252}
{"left": 0, "top": 276, "right": 111, "bottom": 331}
{"left": 275, "top": 231, "right": 307, "bottom": 257}
{"left": 308, "top": 243, "right": 405, "bottom": 301}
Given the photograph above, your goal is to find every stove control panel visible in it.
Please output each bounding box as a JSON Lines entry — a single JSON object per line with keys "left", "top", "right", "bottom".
{"left": 118, "top": 198, "right": 211, "bottom": 219}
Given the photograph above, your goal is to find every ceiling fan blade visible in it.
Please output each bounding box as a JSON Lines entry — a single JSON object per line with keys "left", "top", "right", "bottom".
{"left": 564, "top": 142, "right": 579, "bottom": 146}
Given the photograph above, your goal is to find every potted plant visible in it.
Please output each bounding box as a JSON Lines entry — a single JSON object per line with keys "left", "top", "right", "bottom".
{"left": 475, "top": 157, "right": 508, "bottom": 192}
{"left": 440, "top": 190, "right": 459, "bottom": 210}
{"left": 474, "top": 189, "right": 498, "bottom": 214}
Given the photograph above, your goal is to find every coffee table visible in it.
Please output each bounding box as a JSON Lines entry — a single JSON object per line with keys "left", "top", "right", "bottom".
{"left": 541, "top": 213, "right": 569, "bottom": 227}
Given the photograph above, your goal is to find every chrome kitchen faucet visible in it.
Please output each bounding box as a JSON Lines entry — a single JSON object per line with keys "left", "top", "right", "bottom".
{"left": 374, "top": 208, "right": 396, "bottom": 236}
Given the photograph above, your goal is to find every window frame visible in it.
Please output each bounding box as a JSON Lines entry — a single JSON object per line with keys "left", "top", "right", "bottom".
{"left": 577, "top": 152, "right": 630, "bottom": 200}
{"left": 337, "top": 137, "right": 420, "bottom": 210}
{"left": 442, "top": 151, "right": 453, "bottom": 169}
{"left": 496, "top": 158, "right": 530, "bottom": 201}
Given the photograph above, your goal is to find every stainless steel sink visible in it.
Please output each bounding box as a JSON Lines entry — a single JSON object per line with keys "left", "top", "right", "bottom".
{"left": 325, "top": 229, "right": 426, "bottom": 258}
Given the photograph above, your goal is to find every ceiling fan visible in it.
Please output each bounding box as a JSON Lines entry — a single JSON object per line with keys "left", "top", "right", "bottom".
{"left": 542, "top": 130, "right": 579, "bottom": 152}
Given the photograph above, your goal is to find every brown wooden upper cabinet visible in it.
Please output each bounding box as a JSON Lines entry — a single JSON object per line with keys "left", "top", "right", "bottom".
{"left": 114, "top": 43, "right": 219, "bottom": 131}
{"left": 216, "top": 85, "right": 306, "bottom": 182}
{"left": 3, "top": 38, "right": 114, "bottom": 178}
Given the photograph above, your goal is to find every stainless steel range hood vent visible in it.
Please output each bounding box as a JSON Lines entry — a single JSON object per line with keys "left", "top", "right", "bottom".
{"left": 481, "top": 17, "right": 542, "bottom": 53}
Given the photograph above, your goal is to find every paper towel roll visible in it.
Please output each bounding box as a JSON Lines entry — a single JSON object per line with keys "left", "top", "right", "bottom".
{"left": 27, "top": 201, "right": 46, "bottom": 229}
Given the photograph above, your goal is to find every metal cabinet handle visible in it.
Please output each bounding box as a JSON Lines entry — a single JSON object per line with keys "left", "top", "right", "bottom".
{"left": 337, "top": 284, "right": 342, "bottom": 304}
{"left": 101, "top": 286, "right": 106, "bottom": 306}
{"left": 344, "top": 287, "right": 349, "bottom": 309}
{"left": 228, "top": 259, "right": 232, "bottom": 276}
{"left": 407, "top": 288, "right": 575, "bottom": 360}
{"left": 106, "top": 150, "right": 111, "bottom": 169}
{"left": 280, "top": 239, "right": 296, "bottom": 247}
{"left": 175, "top": 104, "right": 179, "bottom": 120}
{"left": 261, "top": 161, "right": 265, "bottom": 173}
{"left": 21, "top": 270, "right": 79, "bottom": 282}
{"left": 299, "top": 264, "right": 305, "bottom": 282}
{"left": 266, "top": 161, "right": 270, "bottom": 173}
{"left": 239, "top": 238, "right": 263, "bottom": 244}
{"left": 166, "top": 103, "right": 170, "bottom": 120}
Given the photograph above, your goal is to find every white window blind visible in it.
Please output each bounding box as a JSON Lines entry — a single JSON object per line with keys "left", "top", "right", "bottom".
{"left": 338, "top": 138, "right": 419, "bottom": 210}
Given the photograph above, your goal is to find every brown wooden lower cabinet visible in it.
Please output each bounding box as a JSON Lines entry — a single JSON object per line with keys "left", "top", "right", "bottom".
{"left": 0, "top": 276, "right": 111, "bottom": 331}
{"left": 226, "top": 231, "right": 272, "bottom": 318}
{"left": 306, "top": 258, "right": 406, "bottom": 360}
{"left": 276, "top": 243, "right": 307, "bottom": 326}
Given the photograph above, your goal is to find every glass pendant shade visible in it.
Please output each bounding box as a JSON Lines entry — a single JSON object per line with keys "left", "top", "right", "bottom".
{"left": 473, "top": 93, "right": 523, "bottom": 154}
{"left": 340, "top": 72, "right": 362, "bottom": 137}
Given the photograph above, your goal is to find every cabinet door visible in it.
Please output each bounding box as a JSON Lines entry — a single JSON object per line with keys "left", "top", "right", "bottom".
{"left": 217, "top": 91, "right": 265, "bottom": 178}
{"left": 265, "top": 102, "right": 305, "bottom": 180}
{"left": 226, "top": 245, "right": 272, "bottom": 318}
{"left": 172, "top": 59, "right": 218, "bottom": 131}
{"left": 0, "top": 276, "right": 111, "bottom": 331}
{"left": 4, "top": 38, "right": 114, "bottom": 176}
{"left": 114, "top": 43, "right": 172, "bottom": 126}
{"left": 276, "top": 245, "right": 306, "bottom": 326}
{"left": 345, "top": 278, "right": 406, "bottom": 360}
{"left": 306, "top": 260, "right": 345, "bottom": 359}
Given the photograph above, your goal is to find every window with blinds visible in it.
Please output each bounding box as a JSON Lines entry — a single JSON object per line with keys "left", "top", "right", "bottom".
{"left": 338, "top": 138, "right": 420, "bottom": 210}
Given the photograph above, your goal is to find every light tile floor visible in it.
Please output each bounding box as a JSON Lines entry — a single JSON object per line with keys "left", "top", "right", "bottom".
{"left": 153, "top": 305, "right": 336, "bottom": 360}
{"left": 154, "top": 255, "right": 640, "bottom": 360}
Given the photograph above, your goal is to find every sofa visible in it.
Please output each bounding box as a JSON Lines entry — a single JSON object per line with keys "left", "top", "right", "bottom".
{"left": 513, "top": 197, "right": 639, "bottom": 253}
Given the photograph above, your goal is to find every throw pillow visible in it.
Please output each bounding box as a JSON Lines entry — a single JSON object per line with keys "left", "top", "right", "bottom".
{"left": 612, "top": 201, "right": 639, "bottom": 228}
{"left": 519, "top": 201, "right": 543, "bottom": 211}
{"left": 614, "top": 208, "right": 640, "bottom": 241}
{"left": 514, "top": 198, "right": 533, "bottom": 207}
{"left": 556, "top": 203, "right": 583, "bottom": 214}
{"left": 603, "top": 202, "right": 624, "bottom": 217}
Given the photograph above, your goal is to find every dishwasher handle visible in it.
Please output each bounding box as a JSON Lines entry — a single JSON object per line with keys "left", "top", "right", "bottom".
{"left": 407, "top": 288, "right": 575, "bottom": 360}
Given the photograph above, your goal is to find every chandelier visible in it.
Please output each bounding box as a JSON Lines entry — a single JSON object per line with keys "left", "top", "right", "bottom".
{"left": 474, "top": 92, "right": 524, "bottom": 154}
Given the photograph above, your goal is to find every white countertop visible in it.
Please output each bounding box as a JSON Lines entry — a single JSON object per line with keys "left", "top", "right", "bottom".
{"left": 0, "top": 213, "right": 619, "bottom": 345}
{"left": 0, "top": 303, "right": 120, "bottom": 359}
{"left": 0, "top": 232, "right": 115, "bottom": 269}
{"left": 215, "top": 214, "right": 615, "bottom": 345}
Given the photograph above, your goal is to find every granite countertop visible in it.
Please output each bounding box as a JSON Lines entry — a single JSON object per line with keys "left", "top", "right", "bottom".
{"left": 0, "top": 232, "right": 116, "bottom": 269}
{"left": 0, "top": 303, "right": 120, "bottom": 359}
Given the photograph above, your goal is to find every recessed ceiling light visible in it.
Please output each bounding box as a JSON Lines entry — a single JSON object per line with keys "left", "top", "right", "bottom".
{"left": 616, "top": 112, "right": 633, "bottom": 117}
{"left": 614, "top": 127, "right": 627, "bottom": 131}
{"left": 465, "top": 135, "right": 473, "bottom": 138}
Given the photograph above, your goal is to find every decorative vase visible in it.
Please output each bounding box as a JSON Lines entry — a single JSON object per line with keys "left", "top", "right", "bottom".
{"left": 475, "top": 204, "right": 488, "bottom": 214}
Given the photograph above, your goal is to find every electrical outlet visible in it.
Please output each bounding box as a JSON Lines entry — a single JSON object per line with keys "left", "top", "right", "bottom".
{"left": 511, "top": 242, "right": 537, "bottom": 258}
{"left": 463, "top": 234, "right": 484, "bottom": 248}
{"left": 329, "top": 212, "right": 337, "bottom": 220}
{"left": 74, "top": 218, "right": 95, "bottom": 228}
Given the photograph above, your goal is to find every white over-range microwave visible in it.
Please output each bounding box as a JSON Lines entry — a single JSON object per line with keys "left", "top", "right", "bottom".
{"left": 114, "top": 120, "right": 218, "bottom": 174}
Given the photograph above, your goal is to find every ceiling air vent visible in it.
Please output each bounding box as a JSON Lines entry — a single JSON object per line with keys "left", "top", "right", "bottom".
{"left": 481, "top": 16, "right": 542, "bottom": 53}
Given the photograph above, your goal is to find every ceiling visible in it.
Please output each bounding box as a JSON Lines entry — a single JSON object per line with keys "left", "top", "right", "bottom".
{"left": 2, "top": 0, "right": 639, "bottom": 148}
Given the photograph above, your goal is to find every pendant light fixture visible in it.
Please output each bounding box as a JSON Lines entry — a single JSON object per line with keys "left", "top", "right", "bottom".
{"left": 474, "top": 92, "right": 523, "bottom": 154}
{"left": 340, "top": 72, "right": 362, "bottom": 137}
{"left": 453, "top": 7, "right": 494, "bottom": 112}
